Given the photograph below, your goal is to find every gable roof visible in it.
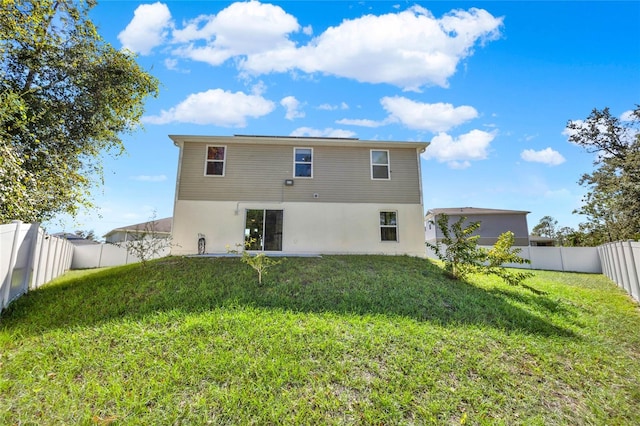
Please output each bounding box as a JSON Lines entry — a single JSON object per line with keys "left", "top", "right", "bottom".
{"left": 103, "top": 217, "right": 172, "bottom": 238}
{"left": 426, "top": 207, "right": 530, "bottom": 217}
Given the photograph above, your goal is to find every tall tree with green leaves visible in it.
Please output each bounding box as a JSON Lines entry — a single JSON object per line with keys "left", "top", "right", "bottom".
{"left": 0, "top": 0, "right": 159, "bottom": 223}
{"left": 531, "top": 215, "right": 558, "bottom": 240}
{"left": 566, "top": 106, "right": 640, "bottom": 243}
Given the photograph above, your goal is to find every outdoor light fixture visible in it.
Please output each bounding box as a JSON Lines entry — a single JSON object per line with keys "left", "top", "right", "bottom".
{"left": 284, "top": 179, "right": 294, "bottom": 186}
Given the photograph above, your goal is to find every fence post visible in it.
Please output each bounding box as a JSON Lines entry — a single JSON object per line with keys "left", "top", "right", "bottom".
{"left": 602, "top": 244, "right": 610, "bottom": 278}
{"left": 23, "top": 223, "right": 40, "bottom": 291}
{"left": 98, "top": 243, "right": 104, "bottom": 268}
{"left": 626, "top": 240, "right": 639, "bottom": 302}
{"left": 618, "top": 241, "right": 631, "bottom": 294}
{"left": 2, "top": 221, "right": 22, "bottom": 310}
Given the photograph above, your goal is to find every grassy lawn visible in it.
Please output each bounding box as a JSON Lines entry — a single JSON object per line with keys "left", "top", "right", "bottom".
{"left": 1, "top": 255, "right": 639, "bottom": 425}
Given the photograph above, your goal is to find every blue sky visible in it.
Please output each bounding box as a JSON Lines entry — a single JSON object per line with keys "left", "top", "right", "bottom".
{"left": 48, "top": 0, "right": 640, "bottom": 239}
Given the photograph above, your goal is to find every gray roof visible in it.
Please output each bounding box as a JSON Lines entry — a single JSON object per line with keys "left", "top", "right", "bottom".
{"left": 170, "top": 134, "right": 429, "bottom": 150}
{"left": 426, "top": 207, "right": 530, "bottom": 217}
{"left": 104, "top": 217, "right": 172, "bottom": 237}
{"left": 51, "top": 232, "right": 100, "bottom": 246}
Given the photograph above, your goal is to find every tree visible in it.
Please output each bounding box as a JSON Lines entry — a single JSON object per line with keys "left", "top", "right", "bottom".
{"left": 483, "top": 231, "right": 533, "bottom": 287}
{"left": 426, "top": 214, "right": 484, "bottom": 280}
{"left": 74, "top": 229, "right": 96, "bottom": 241}
{"left": 531, "top": 215, "right": 558, "bottom": 240}
{"left": 427, "top": 214, "right": 532, "bottom": 287}
{"left": 227, "top": 239, "right": 283, "bottom": 285}
{"left": 566, "top": 106, "right": 640, "bottom": 243}
{"left": 120, "top": 213, "right": 172, "bottom": 266}
{"left": 0, "top": 0, "right": 159, "bottom": 224}
{"left": 555, "top": 226, "right": 576, "bottom": 247}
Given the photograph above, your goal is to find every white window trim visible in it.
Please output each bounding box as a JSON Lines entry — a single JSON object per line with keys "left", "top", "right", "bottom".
{"left": 371, "top": 149, "right": 390, "bottom": 180}
{"left": 380, "top": 210, "right": 399, "bottom": 242}
{"left": 293, "top": 147, "right": 313, "bottom": 179}
{"left": 204, "top": 145, "right": 227, "bottom": 177}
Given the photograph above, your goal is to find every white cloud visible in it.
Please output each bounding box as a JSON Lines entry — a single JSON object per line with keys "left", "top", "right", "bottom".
{"left": 336, "top": 118, "right": 385, "bottom": 128}
{"left": 521, "top": 148, "right": 566, "bottom": 166}
{"left": 448, "top": 161, "right": 471, "bottom": 170}
{"left": 290, "top": 127, "right": 356, "bottom": 138}
{"left": 422, "top": 130, "right": 495, "bottom": 168}
{"left": 318, "top": 102, "right": 349, "bottom": 111}
{"left": 173, "top": 1, "right": 300, "bottom": 66}
{"left": 242, "top": 5, "right": 502, "bottom": 90}
{"left": 118, "top": 2, "right": 172, "bottom": 55}
{"left": 381, "top": 97, "right": 478, "bottom": 132}
{"left": 143, "top": 89, "right": 275, "bottom": 127}
{"left": 149, "top": 2, "right": 501, "bottom": 90}
{"left": 281, "top": 96, "right": 305, "bottom": 120}
{"left": 130, "top": 175, "right": 168, "bottom": 182}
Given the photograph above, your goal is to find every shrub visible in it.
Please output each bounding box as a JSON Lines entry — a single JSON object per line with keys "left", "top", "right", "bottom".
{"left": 427, "top": 214, "right": 533, "bottom": 287}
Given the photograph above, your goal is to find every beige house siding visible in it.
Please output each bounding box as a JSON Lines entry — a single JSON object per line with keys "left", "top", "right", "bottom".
{"left": 177, "top": 142, "right": 422, "bottom": 204}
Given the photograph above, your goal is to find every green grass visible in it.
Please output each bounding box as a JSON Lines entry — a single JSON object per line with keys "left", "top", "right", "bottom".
{"left": 1, "top": 255, "right": 639, "bottom": 425}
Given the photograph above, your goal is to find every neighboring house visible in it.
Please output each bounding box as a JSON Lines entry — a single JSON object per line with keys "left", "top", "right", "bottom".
{"left": 170, "top": 135, "right": 429, "bottom": 256}
{"left": 425, "top": 207, "right": 530, "bottom": 247}
{"left": 103, "top": 217, "right": 172, "bottom": 244}
{"left": 529, "top": 235, "right": 556, "bottom": 247}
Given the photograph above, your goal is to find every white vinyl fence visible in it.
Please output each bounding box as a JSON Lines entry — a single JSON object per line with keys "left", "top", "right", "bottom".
{"left": 598, "top": 241, "right": 640, "bottom": 303}
{"left": 1, "top": 221, "right": 73, "bottom": 312}
{"left": 426, "top": 245, "right": 602, "bottom": 274}
{"left": 71, "top": 242, "right": 170, "bottom": 269}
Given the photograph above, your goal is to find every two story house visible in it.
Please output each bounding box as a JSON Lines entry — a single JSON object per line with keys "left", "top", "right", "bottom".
{"left": 170, "top": 135, "right": 429, "bottom": 256}
{"left": 425, "top": 207, "right": 530, "bottom": 247}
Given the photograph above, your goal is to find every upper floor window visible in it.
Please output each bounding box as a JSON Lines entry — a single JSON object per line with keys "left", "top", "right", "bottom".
{"left": 371, "top": 150, "right": 390, "bottom": 180}
{"left": 205, "top": 145, "right": 226, "bottom": 176}
{"left": 294, "top": 147, "right": 313, "bottom": 178}
{"left": 380, "top": 211, "right": 398, "bottom": 241}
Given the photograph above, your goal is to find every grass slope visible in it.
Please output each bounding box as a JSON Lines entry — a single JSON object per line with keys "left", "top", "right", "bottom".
{"left": 1, "top": 255, "right": 639, "bottom": 425}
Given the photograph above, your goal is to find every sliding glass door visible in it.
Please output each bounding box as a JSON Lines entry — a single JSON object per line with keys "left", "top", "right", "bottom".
{"left": 244, "top": 209, "right": 283, "bottom": 251}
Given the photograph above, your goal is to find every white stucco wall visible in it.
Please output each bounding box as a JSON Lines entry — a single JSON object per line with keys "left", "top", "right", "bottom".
{"left": 171, "top": 200, "right": 426, "bottom": 257}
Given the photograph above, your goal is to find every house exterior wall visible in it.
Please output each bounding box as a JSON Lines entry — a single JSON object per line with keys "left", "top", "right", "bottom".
{"left": 171, "top": 200, "right": 426, "bottom": 257}
{"left": 177, "top": 141, "right": 422, "bottom": 204}
{"left": 105, "top": 231, "right": 128, "bottom": 244}
{"left": 171, "top": 135, "right": 428, "bottom": 256}
{"left": 426, "top": 213, "right": 530, "bottom": 246}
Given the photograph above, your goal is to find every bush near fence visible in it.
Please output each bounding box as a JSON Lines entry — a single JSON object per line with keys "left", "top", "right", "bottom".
{"left": 1, "top": 221, "right": 73, "bottom": 312}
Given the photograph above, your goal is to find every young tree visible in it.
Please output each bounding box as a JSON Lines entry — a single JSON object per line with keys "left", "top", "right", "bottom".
{"left": 121, "top": 214, "right": 172, "bottom": 266}
{"left": 483, "top": 231, "right": 533, "bottom": 287}
{"left": 566, "top": 106, "right": 640, "bottom": 243}
{"left": 0, "top": 0, "right": 159, "bottom": 224}
{"left": 426, "top": 214, "right": 484, "bottom": 280}
{"left": 227, "top": 239, "right": 283, "bottom": 285}
{"left": 427, "top": 214, "right": 532, "bottom": 287}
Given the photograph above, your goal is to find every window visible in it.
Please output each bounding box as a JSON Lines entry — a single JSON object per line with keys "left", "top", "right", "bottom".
{"left": 205, "top": 145, "right": 226, "bottom": 176}
{"left": 380, "top": 211, "right": 398, "bottom": 242}
{"left": 371, "top": 150, "right": 390, "bottom": 179}
{"left": 294, "top": 148, "right": 313, "bottom": 178}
